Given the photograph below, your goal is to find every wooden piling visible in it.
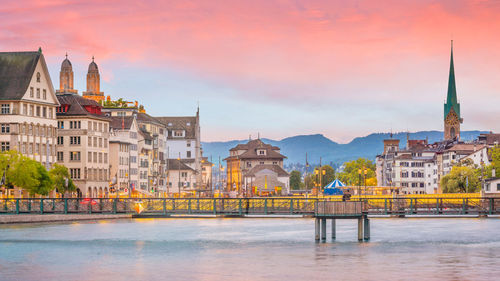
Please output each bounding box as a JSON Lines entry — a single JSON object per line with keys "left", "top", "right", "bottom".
{"left": 321, "top": 218, "right": 327, "bottom": 241}
{"left": 363, "top": 217, "right": 370, "bottom": 241}
{"left": 315, "top": 218, "right": 320, "bottom": 241}
{"left": 331, "top": 219, "right": 336, "bottom": 240}
{"left": 357, "top": 218, "right": 363, "bottom": 241}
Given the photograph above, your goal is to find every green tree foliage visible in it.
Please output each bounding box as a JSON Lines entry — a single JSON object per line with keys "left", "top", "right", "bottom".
{"left": 1, "top": 151, "right": 54, "bottom": 196}
{"left": 49, "top": 164, "right": 76, "bottom": 197}
{"left": 441, "top": 165, "right": 481, "bottom": 193}
{"left": 490, "top": 145, "right": 500, "bottom": 173}
{"left": 289, "top": 170, "right": 302, "bottom": 190}
{"left": 337, "top": 158, "right": 377, "bottom": 186}
{"left": 304, "top": 165, "right": 335, "bottom": 188}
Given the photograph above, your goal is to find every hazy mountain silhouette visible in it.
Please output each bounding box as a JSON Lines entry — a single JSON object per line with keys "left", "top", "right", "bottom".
{"left": 202, "top": 131, "right": 488, "bottom": 166}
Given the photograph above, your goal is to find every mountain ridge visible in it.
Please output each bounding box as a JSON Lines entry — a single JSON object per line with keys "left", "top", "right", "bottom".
{"left": 201, "top": 130, "right": 489, "bottom": 166}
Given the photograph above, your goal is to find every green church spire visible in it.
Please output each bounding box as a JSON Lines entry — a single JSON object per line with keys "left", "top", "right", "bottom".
{"left": 444, "top": 40, "right": 460, "bottom": 120}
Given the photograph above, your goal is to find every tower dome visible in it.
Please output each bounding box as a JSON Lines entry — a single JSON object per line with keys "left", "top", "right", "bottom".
{"left": 57, "top": 53, "right": 77, "bottom": 94}
{"left": 88, "top": 56, "right": 98, "bottom": 72}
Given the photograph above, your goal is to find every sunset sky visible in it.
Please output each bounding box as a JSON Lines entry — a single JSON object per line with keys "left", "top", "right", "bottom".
{"left": 1, "top": 0, "right": 499, "bottom": 142}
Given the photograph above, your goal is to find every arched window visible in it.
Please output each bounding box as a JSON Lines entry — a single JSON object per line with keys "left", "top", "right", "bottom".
{"left": 450, "top": 127, "right": 456, "bottom": 138}
{"left": 36, "top": 72, "right": 41, "bottom": 82}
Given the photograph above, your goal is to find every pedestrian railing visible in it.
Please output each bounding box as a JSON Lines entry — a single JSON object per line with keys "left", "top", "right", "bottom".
{"left": 0, "top": 197, "right": 498, "bottom": 216}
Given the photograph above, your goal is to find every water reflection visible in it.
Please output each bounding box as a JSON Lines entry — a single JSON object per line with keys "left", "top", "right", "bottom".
{"left": 0, "top": 218, "right": 499, "bottom": 281}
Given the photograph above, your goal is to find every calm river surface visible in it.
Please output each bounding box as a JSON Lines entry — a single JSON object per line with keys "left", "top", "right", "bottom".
{"left": 1, "top": 218, "right": 500, "bottom": 281}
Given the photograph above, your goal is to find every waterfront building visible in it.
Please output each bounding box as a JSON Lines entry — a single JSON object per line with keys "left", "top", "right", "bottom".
{"left": 109, "top": 115, "right": 140, "bottom": 195}
{"left": 444, "top": 41, "right": 463, "bottom": 141}
{"left": 82, "top": 57, "right": 105, "bottom": 103}
{"left": 375, "top": 139, "right": 400, "bottom": 187}
{"left": 0, "top": 50, "right": 59, "bottom": 197}
{"left": 56, "top": 93, "right": 110, "bottom": 197}
{"left": 102, "top": 106, "right": 167, "bottom": 195}
{"left": 201, "top": 157, "right": 213, "bottom": 193}
{"left": 165, "top": 158, "right": 196, "bottom": 195}
{"left": 224, "top": 138, "right": 289, "bottom": 196}
{"left": 156, "top": 109, "right": 202, "bottom": 190}
{"left": 138, "top": 129, "right": 153, "bottom": 191}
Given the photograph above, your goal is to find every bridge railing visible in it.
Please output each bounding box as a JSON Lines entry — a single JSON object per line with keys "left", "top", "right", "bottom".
{"left": 315, "top": 201, "right": 363, "bottom": 217}
{"left": 0, "top": 197, "right": 498, "bottom": 215}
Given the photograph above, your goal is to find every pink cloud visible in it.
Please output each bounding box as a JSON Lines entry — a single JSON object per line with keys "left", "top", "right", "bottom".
{"left": 0, "top": 0, "right": 499, "bottom": 109}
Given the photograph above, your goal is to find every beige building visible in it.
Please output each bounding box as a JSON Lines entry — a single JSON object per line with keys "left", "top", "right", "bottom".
{"left": 225, "top": 139, "right": 289, "bottom": 196}
{"left": 55, "top": 55, "right": 110, "bottom": 198}
{"left": 109, "top": 115, "right": 139, "bottom": 194}
{"left": 201, "top": 157, "right": 213, "bottom": 193}
{"left": 0, "top": 50, "right": 59, "bottom": 197}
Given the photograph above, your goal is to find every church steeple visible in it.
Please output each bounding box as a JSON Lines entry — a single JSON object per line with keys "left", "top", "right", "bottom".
{"left": 82, "top": 56, "right": 104, "bottom": 102}
{"left": 56, "top": 53, "right": 77, "bottom": 95}
{"left": 443, "top": 40, "right": 462, "bottom": 141}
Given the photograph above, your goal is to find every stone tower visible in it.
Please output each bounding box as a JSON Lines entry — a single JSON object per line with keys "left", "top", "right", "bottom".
{"left": 444, "top": 41, "right": 462, "bottom": 140}
{"left": 56, "top": 53, "right": 78, "bottom": 94}
{"left": 82, "top": 56, "right": 104, "bottom": 102}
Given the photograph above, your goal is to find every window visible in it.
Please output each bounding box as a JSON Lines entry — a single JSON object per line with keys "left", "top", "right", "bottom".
{"left": 88, "top": 121, "right": 92, "bottom": 131}
{"left": 258, "top": 150, "right": 265, "bottom": 155}
{"left": 99, "top": 153, "right": 102, "bottom": 163}
{"left": 1, "top": 142, "right": 9, "bottom": 151}
{"left": 187, "top": 151, "right": 191, "bottom": 158}
{"left": 181, "top": 172, "right": 188, "bottom": 178}
{"left": 187, "top": 141, "right": 191, "bottom": 147}
{"left": 497, "top": 184, "right": 500, "bottom": 191}
{"left": 36, "top": 72, "right": 41, "bottom": 82}
{"left": 30, "top": 87, "right": 34, "bottom": 97}
{"left": 48, "top": 108, "right": 53, "bottom": 119}
{"left": 99, "top": 123, "right": 102, "bottom": 132}
{"left": 104, "top": 123, "right": 108, "bottom": 132}
{"left": 70, "top": 168, "right": 80, "bottom": 179}
{"left": 174, "top": 131, "right": 183, "bottom": 137}
{"left": 42, "top": 89, "right": 46, "bottom": 100}
{"left": 104, "top": 153, "right": 108, "bottom": 164}
{"left": 36, "top": 88, "right": 40, "bottom": 99}
{"left": 1, "top": 104, "right": 10, "bottom": 114}
{"left": 57, "top": 151, "right": 64, "bottom": 161}
{"left": 58, "top": 121, "right": 64, "bottom": 129}
{"left": 93, "top": 152, "right": 97, "bottom": 163}
{"left": 273, "top": 161, "right": 278, "bottom": 165}
{"left": 247, "top": 162, "right": 252, "bottom": 168}
{"left": 42, "top": 107, "right": 46, "bottom": 118}
{"left": 29, "top": 105, "right": 33, "bottom": 116}
{"left": 36, "top": 106, "right": 40, "bottom": 117}
{"left": 260, "top": 161, "right": 264, "bottom": 165}
{"left": 99, "top": 138, "right": 102, "bottom": 148}
{"left": 1, "top": 124, "right": 10, "bottom": 134}
{"left": 70, "top": 136, "right": 81, "bottom": 145}
{"left": 57, "top": 136, "right": 64, "bottom": 145}
{"left": 70, "top": 151, "right": 81, "bottom": 161}
{"left": 88, "top": 136, "right": 92, "bottom": 147}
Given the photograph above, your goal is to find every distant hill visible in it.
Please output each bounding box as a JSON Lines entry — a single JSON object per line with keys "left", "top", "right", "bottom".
{"left": 201, "top": 130, "right": 488, "bottom": 167}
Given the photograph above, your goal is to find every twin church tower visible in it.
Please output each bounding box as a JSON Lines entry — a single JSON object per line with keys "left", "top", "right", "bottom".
{"left": 57, "top": 54, "right": 104, "bottom": 102}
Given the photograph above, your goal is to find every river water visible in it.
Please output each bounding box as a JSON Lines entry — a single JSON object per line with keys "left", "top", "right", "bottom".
{"left": 1, "top": 218, "right": 499, "bottom": 281}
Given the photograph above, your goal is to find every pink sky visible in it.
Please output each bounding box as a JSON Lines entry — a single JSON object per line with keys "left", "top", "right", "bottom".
{"left": 1, "top": 0, "right": 499, "bottom": 142}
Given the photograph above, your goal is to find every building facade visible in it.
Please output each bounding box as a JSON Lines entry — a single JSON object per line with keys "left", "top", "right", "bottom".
{"left": 109, "top": 116, "right": 139, "bottom": 194}
{"left": 225, "top": 139, "right": 289, "bottom": 196}
{"left": 0, "top": 50, "right": 59, "bottom": 197}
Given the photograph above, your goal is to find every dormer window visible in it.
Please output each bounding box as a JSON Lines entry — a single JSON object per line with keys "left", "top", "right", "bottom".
{"left": 174, "top": 130, "right": 184, "bottom": 137}
{"left": 258, "top": 149, "right": 266, "bottom": 155}
{"left": 186, "top": 122, "right": 191, "bottom": 126}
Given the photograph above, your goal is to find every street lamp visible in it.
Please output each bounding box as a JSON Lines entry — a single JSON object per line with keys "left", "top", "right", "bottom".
{"left": 358, "top": 168, "right": 362, "bottom": 196}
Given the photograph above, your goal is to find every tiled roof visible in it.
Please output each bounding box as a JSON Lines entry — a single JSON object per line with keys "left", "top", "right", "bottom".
{"left": 166, "top": 158, "right": 194, "bottom": 171}
{"left": 478, "top": 133, "right": 500, "bottom": 145}
{"left": 156, "top": 116, "right": 198, "bottom": 139}
{"left": 246, "top": 164, "right": 289, "bottom": 177}
{"left": 56, "top": 94, "right": 110, "bottom": 120}
{"left": 110, "top": 115, "right": 134, "bottom": 130}
{"left": 136, "top": 112, "right": 163, "bottom": 126}
{"left": 0, "top": 51, "right": 40, "bottom": 100}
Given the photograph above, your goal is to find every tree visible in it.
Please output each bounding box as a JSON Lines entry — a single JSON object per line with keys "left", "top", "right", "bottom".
{"left": 440, "top": 165, "right": 481, "bottom": 193}
{"left": 304, "top": 165, "right": 335, "bottom": 188}
{"left": 3, "top": 151, "right": 54, "bottom": 196}
{"left": 337, "top": 158, "right": 377, "bottom": 186}
{"left": 49, "top": 164, "right": 76, "bottom": 197}
{"left": 290, "top": 170, "right": 302, "bottom": 190}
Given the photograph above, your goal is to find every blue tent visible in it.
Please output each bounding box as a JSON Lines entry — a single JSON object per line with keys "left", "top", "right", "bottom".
{"left": 323, "top": 179, "right": 345, "bottom": 195}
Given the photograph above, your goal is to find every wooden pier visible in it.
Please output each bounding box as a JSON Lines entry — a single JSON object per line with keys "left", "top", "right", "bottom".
{"left": 314, "top": 201, "right": 370, "bottom": 242}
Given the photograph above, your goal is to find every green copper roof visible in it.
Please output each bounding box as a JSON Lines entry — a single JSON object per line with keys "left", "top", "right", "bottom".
{"left": 444, "top": 41, "right": 460, "bottom": 120}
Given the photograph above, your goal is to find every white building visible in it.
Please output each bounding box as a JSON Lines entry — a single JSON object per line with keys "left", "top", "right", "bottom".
{"left": 109, "top": 115, "right": 139, "bottom": 194}
{"left": 0, "top": 50, "right": 59, "bottom": 197}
